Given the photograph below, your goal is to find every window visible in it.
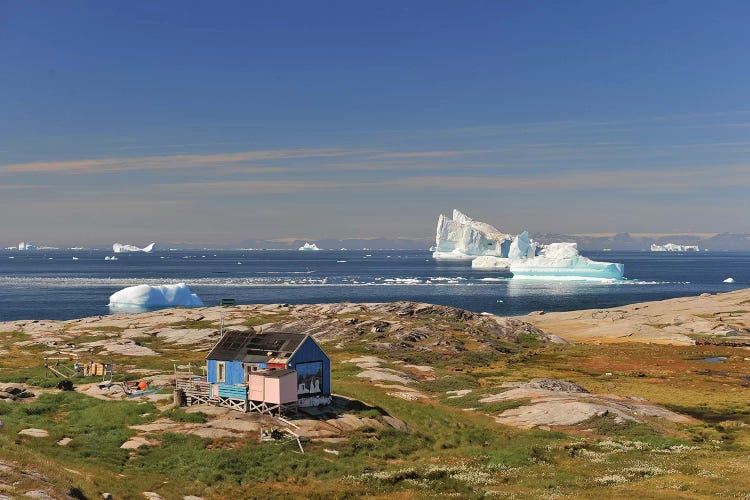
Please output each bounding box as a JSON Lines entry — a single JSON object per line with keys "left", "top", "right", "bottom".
{"left": 217, "top": 362, "right": 226, "bottom": 383}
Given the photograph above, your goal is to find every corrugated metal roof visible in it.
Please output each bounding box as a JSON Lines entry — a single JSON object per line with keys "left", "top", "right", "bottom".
{"left": 207, "top": 331, "right": 307, "bottom": 362}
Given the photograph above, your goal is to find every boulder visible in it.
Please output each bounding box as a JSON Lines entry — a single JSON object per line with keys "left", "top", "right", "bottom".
{"left": 18, "top": 428, "right": 49, "bottom": 438}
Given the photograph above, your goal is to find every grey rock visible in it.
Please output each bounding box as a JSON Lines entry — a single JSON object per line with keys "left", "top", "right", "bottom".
{"left": 528, "top": 378, "right": 589, "bottom": 393}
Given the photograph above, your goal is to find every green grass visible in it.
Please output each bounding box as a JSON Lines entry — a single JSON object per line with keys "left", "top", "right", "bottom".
{"left": 164, "top": 407, "right": 208, "bottom": 423}
{"left": 0, "top": 330, "right": 30, "bottom": 339}
{"left": 85, "top": 326, "right": 125, "bottom": 333}
{"left": 0, "top": 392, "right": 157, "bottom": 467}
{"left": 421, "top": 374, "right": 482, "bottom": 393}
{"left": 170, "top": 319, "right": 217, "bottom": 329}
{"left": 587, "top": 415, "right": 686, "bottom": 449}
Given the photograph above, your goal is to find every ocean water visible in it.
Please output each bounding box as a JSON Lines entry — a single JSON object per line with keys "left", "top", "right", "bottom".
{"left": 0, "top": 249, "right": 747, "bottom": 321}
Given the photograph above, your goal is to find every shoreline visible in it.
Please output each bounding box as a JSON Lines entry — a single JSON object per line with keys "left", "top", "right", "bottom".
{"left": 3, "top": 287, "right": 749, "bottom": 347}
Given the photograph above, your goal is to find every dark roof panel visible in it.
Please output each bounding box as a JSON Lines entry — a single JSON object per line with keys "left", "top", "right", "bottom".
{"left": 261, "top": 368, "right": 296, "bottom": 378}
{"left": 207, "top": 331, "right": 308, "bottom": 362}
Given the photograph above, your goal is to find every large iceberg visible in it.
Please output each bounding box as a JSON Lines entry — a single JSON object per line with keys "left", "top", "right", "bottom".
{"left": 299, "top": 242, "right": 321, "bottom": 251}
{"left": 18, "top": 242, "right": 37, "bottom": 251}
{"left": 113, "top": 242, "right": 155, "bottom": 253}
{"left": 433, "top": 209, "right": 512, "bottom": 261}
{"left": 509, "top": 240, "right": 624, "bottom": 280}
{"left": 108, "top": 283, "right": 204, "bottom": 311}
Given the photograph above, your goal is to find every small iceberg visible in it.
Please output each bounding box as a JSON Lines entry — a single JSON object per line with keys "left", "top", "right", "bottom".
{"left": 723, "top": 277, "right": 735, "bottom": 283}
{"left": 299, "top": 242, "right": 321, "bottom": 251}
{"left": 104, "top": 255, "right": 119, "bottom": 261}
{"left": 72, "top": 257, "right": 79, "bottom": 260}
{"left": 113, "top": 242, "right": 155, "bottom": 253}
{"left": 109, "top": 283, "right": 204, "bottom": 312}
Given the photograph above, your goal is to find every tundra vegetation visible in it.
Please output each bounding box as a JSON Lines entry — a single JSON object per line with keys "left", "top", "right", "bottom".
{"left": 0, "top": 295, "right": 749, "bottom": 499}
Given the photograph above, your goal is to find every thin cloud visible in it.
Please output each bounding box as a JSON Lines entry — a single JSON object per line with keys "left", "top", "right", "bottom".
{"left": 369, "top": 150, "right": 494, "bottom": 159}
{"left": 0, "top": 148, "right": 364, "bottom": 174}
{"left": 0, "top": 184, "right": 50, "bottom": 190}
{"left": 392, "top": 165, "right": 750, "bottom": 192}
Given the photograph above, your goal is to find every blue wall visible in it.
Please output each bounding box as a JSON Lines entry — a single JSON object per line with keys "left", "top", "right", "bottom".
{"left": 288, "top": 337, "right": 331, "bottom": 395}
{"left": 207, "top": 359, "right": 244, "bottom": 384}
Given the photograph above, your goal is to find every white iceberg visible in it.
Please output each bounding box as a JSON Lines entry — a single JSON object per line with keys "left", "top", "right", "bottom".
{"left": 113, "top": 242, "right": 156, "bottom": 253}
{"left": 509, "top": 240, "right": 624, "bottom": 281}
{"left": 508, "top": 230, "right": 537, "bottom": 260}
{"left": 299, "top": 242, "right": 321, "bottom": 251}
{"left": 18, "top": 242, "right": 37, "bottom": 251}
{"left": 108, "top": 283, "right": 204, "bottom": 310}
{"left": 471, "top": 256, "right": 511, "bottom": 269}
{"left": 723, "top": 277, "right": 735, "bottom": 283}
{"left": 651, "top": 243, "right": 699, "bottom": 252}
{"left": 433, "top": 209, "right": 512, "bottom": 261}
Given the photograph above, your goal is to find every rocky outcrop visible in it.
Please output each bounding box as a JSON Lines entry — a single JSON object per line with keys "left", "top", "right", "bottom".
{"left": 480, "top": 379, "right": 691, "bottom": 429}
{"left": 519, "top": 288, "right": 750, "bottom": 345}
{"left": 1, "top": 301, "right": 553, "bottom": 358}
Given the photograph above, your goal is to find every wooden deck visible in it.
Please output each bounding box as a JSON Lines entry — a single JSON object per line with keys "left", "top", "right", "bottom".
{"left": 176, "top": 377, "right": 297, "bottom": 416}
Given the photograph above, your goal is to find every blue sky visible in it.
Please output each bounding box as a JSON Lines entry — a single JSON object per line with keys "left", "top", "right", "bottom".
{"left": 1, "top": 1, "right": 749, "bottom": 245}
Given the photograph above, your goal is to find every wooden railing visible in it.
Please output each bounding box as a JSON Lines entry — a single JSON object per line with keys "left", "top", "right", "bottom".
{"left": 176, "top": 376, "right": 209, "bottom": 396}
{"left": 218, "top": 383, "right": 247, "bottom": 399}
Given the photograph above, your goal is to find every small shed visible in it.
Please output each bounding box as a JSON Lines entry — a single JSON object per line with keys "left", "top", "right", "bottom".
{"left": 206, "top": 330, "right": 331, "bottom": 406}
{"left": 248, "top": 369, "right": 297, "bottom": 405}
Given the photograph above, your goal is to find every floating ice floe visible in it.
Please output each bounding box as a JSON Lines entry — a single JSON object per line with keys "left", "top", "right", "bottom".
{"left": 471, "top": 256, "right": 511, "bottom": 270}
{"left": 113, "top": 242, "right": 155, "bottom": 253}
{"left": 108, "top": 283, "right": 204, "bottom": 311}
{"left": 299, "top": 242, "right": 321, "bottom": 251}
{"left": 723, "top": 277, "right": 735, "bottom": 283}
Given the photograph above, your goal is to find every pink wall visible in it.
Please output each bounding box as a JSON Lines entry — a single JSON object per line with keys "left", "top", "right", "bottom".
{"left": 263, "top": 373, "right": 298, "bottom": 404}
{"left": 248, "top": 372, "right": 298, "bottom": 404}
{"left": 248, "top": 374, "right": 265, "bottom": 401}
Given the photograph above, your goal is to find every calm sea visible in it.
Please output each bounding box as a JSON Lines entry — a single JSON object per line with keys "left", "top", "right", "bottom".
{"left": 0, "top": 249, "right": 747, "bottom": 321}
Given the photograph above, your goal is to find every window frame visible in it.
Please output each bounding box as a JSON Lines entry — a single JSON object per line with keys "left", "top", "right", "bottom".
{"left": 217, "top": 361, "right": 226, "bottom": 383}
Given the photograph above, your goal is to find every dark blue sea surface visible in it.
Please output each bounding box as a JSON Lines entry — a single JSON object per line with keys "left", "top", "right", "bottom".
{"left": 0, "top": 249, "right": 748, "bottom": 321}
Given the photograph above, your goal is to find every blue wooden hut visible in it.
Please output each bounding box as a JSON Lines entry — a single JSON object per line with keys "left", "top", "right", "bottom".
{"left": 206, "top": 330, "right": 331, "bottom": 407}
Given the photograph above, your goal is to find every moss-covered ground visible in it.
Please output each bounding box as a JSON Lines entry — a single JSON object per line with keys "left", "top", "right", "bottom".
{"left": 1, "top": 311, "right": 749, "bottom": 499}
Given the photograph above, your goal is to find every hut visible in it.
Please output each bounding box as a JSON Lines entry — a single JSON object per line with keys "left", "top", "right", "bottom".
{"left": 202, "top": 330, "right": 331, "bottom": 412}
